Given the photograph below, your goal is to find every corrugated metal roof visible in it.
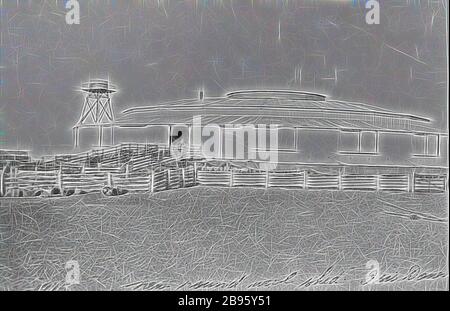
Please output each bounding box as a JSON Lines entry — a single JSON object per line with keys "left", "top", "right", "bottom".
{"left": 115, "top": 90, "right": 442, "bottom": 134}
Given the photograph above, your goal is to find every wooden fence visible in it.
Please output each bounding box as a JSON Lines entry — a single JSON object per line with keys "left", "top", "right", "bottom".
{"left": 0, "top": 165, "right": 197, "bottom": 197}
{"left": 0, "top": 166, "right": 447, "bottom": 197}
{"left": 0, "top": 140, "right": 448, "bottom": 198}
{"left": 196, "top": 169, "right": 447, "bottom": 193}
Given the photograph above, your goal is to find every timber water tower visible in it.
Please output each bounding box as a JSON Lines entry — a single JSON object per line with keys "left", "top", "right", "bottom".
{"left": 73, "top": 79, "right": 116, "bottom": 148}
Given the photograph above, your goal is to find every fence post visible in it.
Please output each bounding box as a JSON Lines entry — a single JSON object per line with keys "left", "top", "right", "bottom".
{"left": 150, "top": 170, "right": 154, "bottom": 193}
{"left": 167, "top": 169, "right": 170, "bottom": 190}
{"left": 107, "top": 172, "right": 114, "bottom": 187}
{"left": 441, "top": 174, "right": 446, "bottom": 192}
{"left": 230, "top": 170, "right": 234, "bottom": 187}
{"left": 444, "top": 174, "right": 447, "bottom": 192}
{"left": 181, "top": 168, "right": 185, "bottom": 188}
{"left": 0, "top": 169, "right": 4, "bottom": 197}
{"left": 12, "top": 168, "right": 18, "bottom": 197}
{"left": 193, "top": 162, "right": 197, "bottom": 184}
{"left": 58, "top": 169, "right": 63, "bottom": 193}
{"left": 265, "top": 169, "right": 269, "bottom": 189}
{"left": 304, "top": 170, "right": 308, "bottom": 190}
{"left": 338, "top": 169, "right": 342, "bottom": 191}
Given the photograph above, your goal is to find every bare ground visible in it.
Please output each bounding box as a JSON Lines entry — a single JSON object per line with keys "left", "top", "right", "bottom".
{"left": 0, "top": 188, "right": 448, "bottom": 291}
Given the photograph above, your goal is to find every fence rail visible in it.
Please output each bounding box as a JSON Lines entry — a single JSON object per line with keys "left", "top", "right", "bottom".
{"left": 0, "top": 166, "right": 447, "bottom": 197}
{"left": 0, "top": 142, "right": 448, "bottom": 197}
{"left": 196, "top": 169, "right": 447, "bottom": 193}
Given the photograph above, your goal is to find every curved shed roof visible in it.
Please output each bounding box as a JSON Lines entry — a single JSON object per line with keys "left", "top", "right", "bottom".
{"left": 115, "top": 90, "right": 443, "bottom": 134}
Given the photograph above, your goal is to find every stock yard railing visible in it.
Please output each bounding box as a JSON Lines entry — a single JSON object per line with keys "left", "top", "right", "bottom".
{"left": 0, "top": 166, "right": 197, "bottom": 197}
{"left": 0, "top": 166, "right": 447, "bottom": 198}
{"left": 196, "top": 169, "right": 447, "bottom": 193}
{"left": 0, "top": 143, "right": 448, "bottom": 197}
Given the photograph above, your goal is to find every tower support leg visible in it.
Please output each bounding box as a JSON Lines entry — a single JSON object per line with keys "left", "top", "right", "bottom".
{"left": 73, "top": 128, "right": 80, "bottom": 148}
{"left": 111, "top": 126, "right": 115, "bottom": 146}
{"left": 168, "top": 125, "right": 172, "bottom": 149}
{"left": 98, "top": 126, "right": 103, "bottom": 147}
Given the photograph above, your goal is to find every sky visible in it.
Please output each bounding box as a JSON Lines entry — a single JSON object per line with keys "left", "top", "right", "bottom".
{"left": 0, "top": 0, "right": 447, "bottom": 156}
